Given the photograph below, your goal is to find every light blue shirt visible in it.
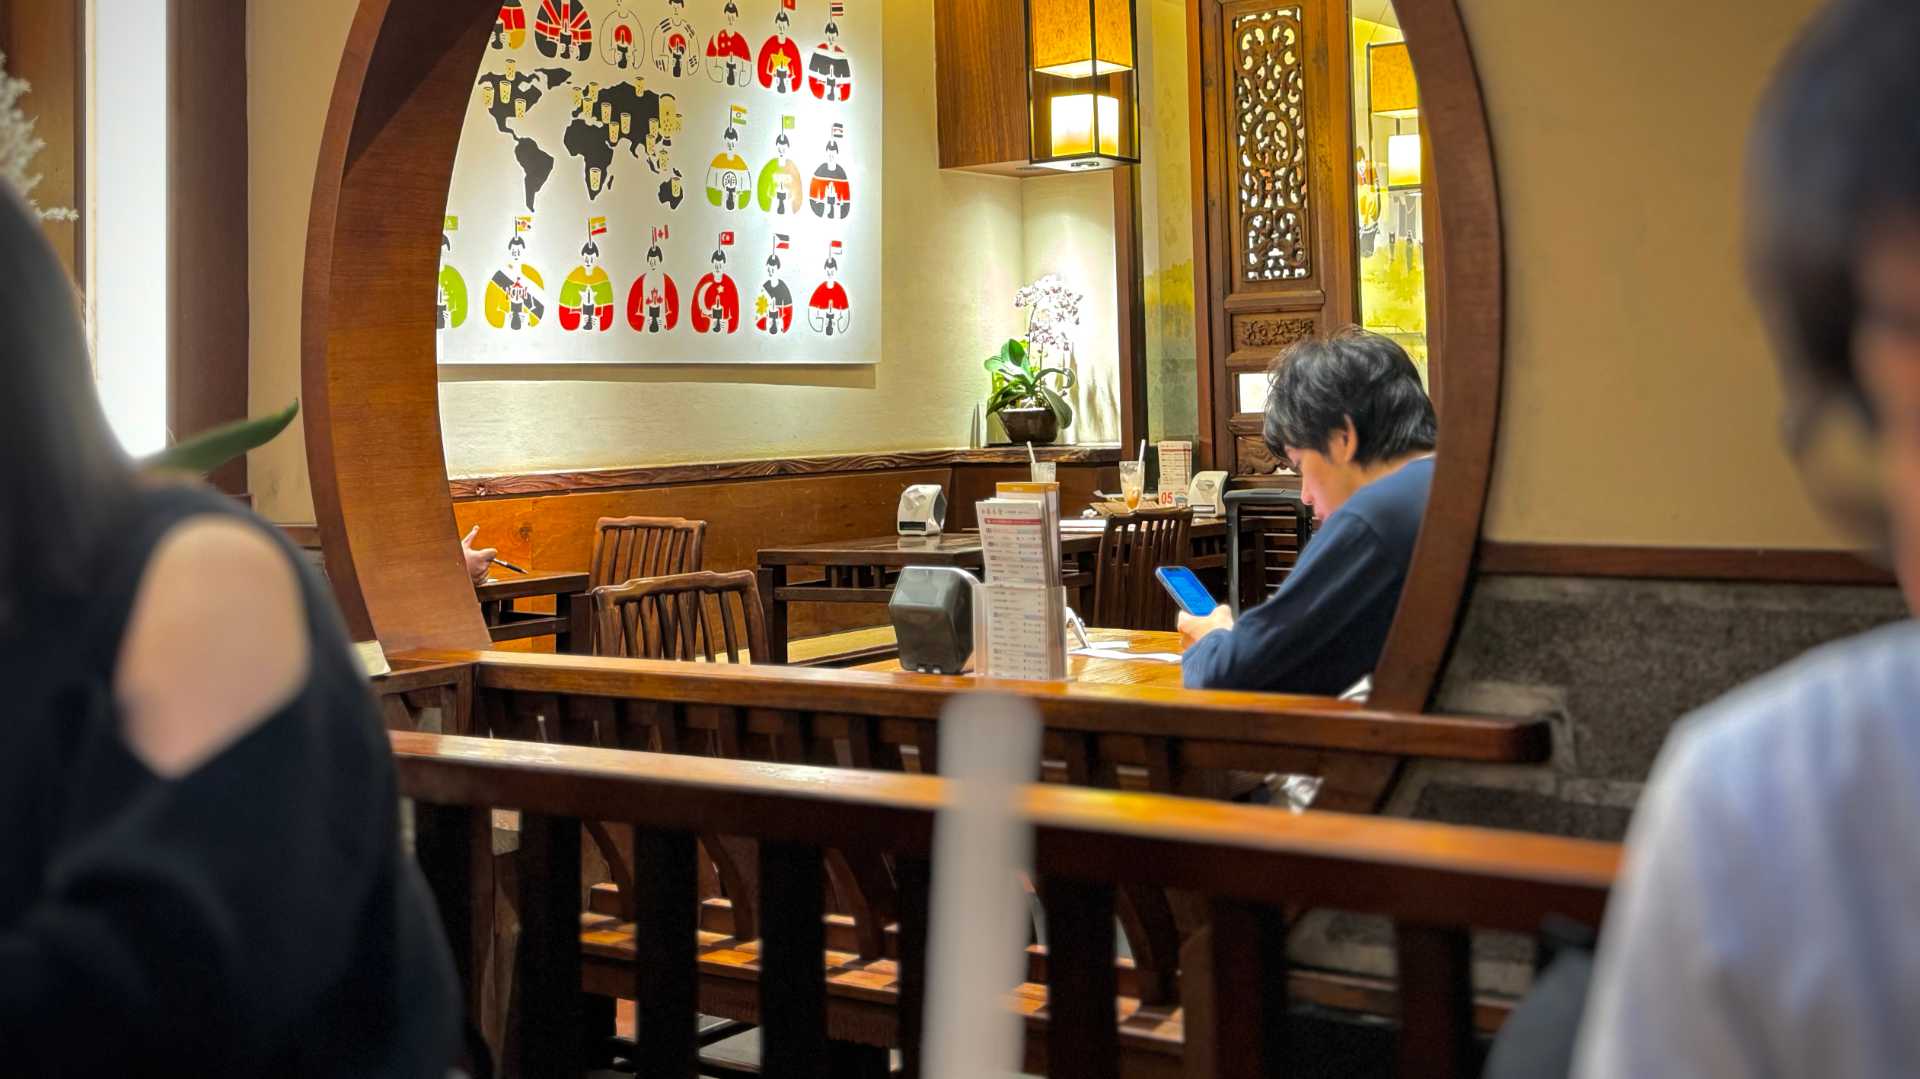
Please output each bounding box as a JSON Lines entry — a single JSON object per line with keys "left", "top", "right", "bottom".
{"left": 1575, "top": 621, "right": 1920, "bottom": 1078}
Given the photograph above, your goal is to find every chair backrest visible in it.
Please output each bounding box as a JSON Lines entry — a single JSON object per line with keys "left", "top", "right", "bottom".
{"left": 1089, "top": 507, "right": 1194, "bottom": 630}
{"left": 593, "top": 569, "right": 769, "bottom": 664}
{"left": 590, "top": 516, "right": 707, "bottom": 591}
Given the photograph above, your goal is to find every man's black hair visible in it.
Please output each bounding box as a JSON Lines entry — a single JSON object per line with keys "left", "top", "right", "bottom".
{"left": 1262, "top": 328, "right": 1436, "bottom": 466}
{"left": 1750, "top": 0, "right": 1920, "bottom": 440}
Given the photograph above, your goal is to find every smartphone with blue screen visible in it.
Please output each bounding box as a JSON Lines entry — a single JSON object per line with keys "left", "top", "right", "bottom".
{"left": 1155, "top": 565, "right": 1220, "bottom": 617}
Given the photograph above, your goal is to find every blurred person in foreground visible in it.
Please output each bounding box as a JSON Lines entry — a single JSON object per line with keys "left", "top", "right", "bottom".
{"left": 1178, "top": 329, "right": 1435, "bottom": 694}
{"left": 0, "top": 188, "right": 459, "bottom": 1072}
{"left": 1575, "top": 1, "right": 1920, "bottom": 1073}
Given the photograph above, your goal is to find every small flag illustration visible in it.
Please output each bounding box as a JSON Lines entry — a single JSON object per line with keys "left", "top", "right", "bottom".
{"left": 774, "top": 232, "right": 790, "bottom": 250}
{"left": 588, "top": 216, "right": 607, "bottom": 238}
{"left": 830, "top": 1, "right": 844, "bottom": 17}
{"left": 831, "top": 122, "right": 845, "bottom": 139}
{"left": 652, "top": 225, "right": 670, "bottom": 243}
{"left": 782, "top": 114, "right": 796, "bottom": 130}
{"left": 730, "top": 103, "right": 748, "bottom": 127}
{"left": 444, "top": 215, "right": 459, "bottom": 232}
{"left": 719, "top": 231, "right": 736, "bottom": 246}
{"left": 514, "top": 215, "right": 534, "bottom": 235}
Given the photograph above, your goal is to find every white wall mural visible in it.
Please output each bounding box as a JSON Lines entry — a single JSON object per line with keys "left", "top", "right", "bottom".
{"left": 439, "top": 0, "right": 882, "bottom": 364}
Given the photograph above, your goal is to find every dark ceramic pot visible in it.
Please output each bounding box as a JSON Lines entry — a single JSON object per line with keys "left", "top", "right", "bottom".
{"left": 998, "top": 406, "right": 1060, "bottom": 445}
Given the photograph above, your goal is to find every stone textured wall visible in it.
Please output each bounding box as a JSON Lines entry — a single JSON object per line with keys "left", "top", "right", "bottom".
{"left": 1291, "top": 575, "right": 1908, "bottom": 986}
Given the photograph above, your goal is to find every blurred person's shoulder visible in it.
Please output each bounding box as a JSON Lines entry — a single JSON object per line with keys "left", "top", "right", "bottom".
{"left": 1668, "top": 618, "right": 1920, "bottom": 794}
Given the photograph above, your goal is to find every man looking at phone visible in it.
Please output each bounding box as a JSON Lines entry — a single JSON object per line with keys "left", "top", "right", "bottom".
{"left": 1178, "top": 329, "right": 1436, "bottom": 695}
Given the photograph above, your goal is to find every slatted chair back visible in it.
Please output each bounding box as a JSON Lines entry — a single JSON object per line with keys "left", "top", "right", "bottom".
{"left": 1089, "top": 507, "right": 1194, "bottom": 630}
{"left": 589, "top": 516, "right": 706, "bottom": 591}
{"left": 396, "top": 730, "right": 1618, "bottom": 1079}
{"left": 592, "top": 570, "right": 769, "bottom": 665}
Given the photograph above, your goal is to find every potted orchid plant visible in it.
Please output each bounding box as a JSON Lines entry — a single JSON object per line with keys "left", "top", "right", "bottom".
{"left": 985, "top": 274, "right": 1082, "bottom": 445}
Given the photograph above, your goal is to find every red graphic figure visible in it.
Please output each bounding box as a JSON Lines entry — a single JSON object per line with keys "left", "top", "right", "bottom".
{"left": 808, "top": 124, "right": 852, "bottom": 220}
{"left": 807, "top": 240, "right": 851, "bottom": 337}
{"left": 807, "top": 2, "right": 853, "bottom": 102}
{"left": 691, "top": 231, "right": 741, "bottom": 335}
{"left": 492, "top": 0, "right": 529, "bottom": 49}
{"left": 706, "top": 0, "right": 753, "bottom": 87}
{"left": 603, "top": 3, "right": 644, "bottom": 70}
{"left": 653, "top": 0, "right": 700, "bottom": 78}
{"left": 535, "top": 0, "right": 594, "bottom": 61}
{"left": 628, "top": 225, "right": 681, "bottom": 333}
{"left": 757, "top": 0, "right": 803, "bottom": 94}
{"left": 756, "top": 234, "right": 794, "bottom": 335}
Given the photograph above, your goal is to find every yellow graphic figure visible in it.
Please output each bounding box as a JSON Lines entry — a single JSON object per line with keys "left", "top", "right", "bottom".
{"left": 484, "top": 231, "right": 547, "bottom": 330}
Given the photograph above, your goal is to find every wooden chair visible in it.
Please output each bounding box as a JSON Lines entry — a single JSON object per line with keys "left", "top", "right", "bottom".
{"left": 588, "top": 515, "right": 706, "bottom": 591}
{"left": 591, "top": 570, "right": 769, "bottom": 664}
{"left": 1089, "top": 508, "right": 1194, "bottom": 630}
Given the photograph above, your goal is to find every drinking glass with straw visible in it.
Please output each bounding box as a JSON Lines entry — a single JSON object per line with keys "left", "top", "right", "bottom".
{"left": 1028, "top": 442, "right": 1056, "bottom": 483}
{"left": 1118, "top": 458, "right": 1145, "bottom": 511}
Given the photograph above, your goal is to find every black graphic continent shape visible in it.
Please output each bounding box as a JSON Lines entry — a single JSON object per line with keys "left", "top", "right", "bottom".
{"left": 514, "top": 137, "right": 556, "bottom": 212}
{"left": 563, "top": 119, "right": 618, "bottom": 199}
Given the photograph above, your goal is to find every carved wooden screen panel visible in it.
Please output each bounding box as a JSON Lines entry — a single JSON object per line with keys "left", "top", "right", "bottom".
{"left": 1193, "top": 0, "right": 1355, "bottom": 475}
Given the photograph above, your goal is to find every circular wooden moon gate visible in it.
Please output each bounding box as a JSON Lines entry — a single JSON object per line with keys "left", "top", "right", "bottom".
{"left": 301, "top": 0, "right": 1502, "bottom": 709}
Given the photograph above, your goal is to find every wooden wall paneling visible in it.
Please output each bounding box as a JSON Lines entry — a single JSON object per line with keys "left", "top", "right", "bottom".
{"left": 933, "top": 0, "right": 1036, "bottom": 174}
{"left": 448, "top": 445, "right": 1123, "bottom": 499}
{"left": 1189, "top": 0, "right": 1228, "bottom": 473}
{"left": 302, "top": 0, "right": 498, "bottom": 650}
{"left": 454, "top": 469, "right": 957, "bottom": 641}
{"left": 168, "top": 0, "right": 250, "bottom": 496}
{"left": 947, "top": 462, "right": 1119, "bottom": 530}
{"left": 1366, "top": 0, "right": 1504, "bottom": 711}
{"left": 0, "top": 0, "right": 84, "bottom": 280}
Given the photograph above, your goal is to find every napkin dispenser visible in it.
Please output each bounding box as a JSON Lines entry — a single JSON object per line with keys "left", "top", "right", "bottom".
{"left": 1187, "top": 470, "right": 1229, "bottom": 516}
{"left": 897, "top": 484, "right": 949, "bottom": 536}
{"left": 890, "top": 566, "right": 978, "bottom": 674}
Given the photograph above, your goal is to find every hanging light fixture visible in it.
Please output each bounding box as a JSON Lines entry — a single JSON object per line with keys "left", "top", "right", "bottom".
{"left": 1026, "top": 0, "right": 1139, "bottom": 169}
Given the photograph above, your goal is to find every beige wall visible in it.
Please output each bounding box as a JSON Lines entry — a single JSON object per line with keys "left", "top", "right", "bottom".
{"left": 1022, "top": 171, "right": 1121, "bottom": 446}
{"left": 248, "top": 0, "right": 1123, "bottom": 521}
{"left": 1460, "top": 0, "right": 1843, "bottom": 548}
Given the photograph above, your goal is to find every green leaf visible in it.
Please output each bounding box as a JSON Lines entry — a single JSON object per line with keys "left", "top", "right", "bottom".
{"left": 1033, "top": 366, "right": 1078, "bottom": 392}
{"left": 1038, "top": 385, "right": 1074, "bottom": 429}
{"left": 142, "top": 400, "right": 300, "bottom": 476}
{"left": 999, "top": 338, "right": 1028, "bottom": 369}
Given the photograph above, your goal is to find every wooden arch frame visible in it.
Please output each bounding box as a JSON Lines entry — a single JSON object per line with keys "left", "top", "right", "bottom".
{"left": 303, "top": 0, "right": 1501, "bottom": 708}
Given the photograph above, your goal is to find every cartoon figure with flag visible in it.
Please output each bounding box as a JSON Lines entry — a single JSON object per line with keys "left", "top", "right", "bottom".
{"left": 602, "top": 3, "right": 644, "bottom": 70}
{"left": 691, "top": 231, "right": 741, "bottom": 334}
{"left": 757, "top": 0, "right": 803, "bottom": 94}
{"left": 757, "top": 118, "right": 805, "bottom": 215}
{"left": 706, "top": 0, "right": 753, "bottom": 87}
{"left": 653, "top": 0, "right": 699, "bottom": 78}
{"left": 627, "top": 225, "right": 680, "bottom": 333}
{"left": 807, "top": 240, "right": 850, "bottom": 336}
{"left": 756, "top": 234, "right": 794, "bottom": 335}
{"left": 706, "top": 106, "right": 753, "bottom": 212}
{"left": 559, "top": 218, "right": 616, "bottom": 332}
{"left": 492, "top": 0, "right": 529, "bottom": 50}
{"left": 438, "top": 215, "right": 469, "bottom": 330}
{"left": 485, "top": 216, "right": 547, "bottom": 330}
{"left": 535, "top": 0, "right": 594, "bottom": 60}
{"left": 807, "top": 3, "right": 853, "bottom": 101}
{"left": 808, "top": 124, "right": 852, "bottom": 220}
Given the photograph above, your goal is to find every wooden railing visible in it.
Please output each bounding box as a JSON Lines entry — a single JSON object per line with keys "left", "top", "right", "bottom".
{"left": 397, "top": 731, "right": 1615, "bottom": 1079}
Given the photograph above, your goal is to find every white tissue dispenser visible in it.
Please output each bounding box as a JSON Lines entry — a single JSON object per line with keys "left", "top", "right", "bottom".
{"left": 897, "top": 484, "right": 949, "bottom": 536}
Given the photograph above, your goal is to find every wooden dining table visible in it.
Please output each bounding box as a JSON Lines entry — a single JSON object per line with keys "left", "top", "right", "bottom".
{"left": 857, "top": 626, "right": 1188, "bottom": 688}
{"left": 757, "top": 517, "right": 1257, "bottom": 663}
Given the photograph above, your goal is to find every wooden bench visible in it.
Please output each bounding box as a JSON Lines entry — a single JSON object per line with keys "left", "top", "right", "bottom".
{"left": 397, "top": 730, "right": 1617, "bottom": 1078}
{"left": 388, "top": 649, "right": 1553, "bottom": 1018}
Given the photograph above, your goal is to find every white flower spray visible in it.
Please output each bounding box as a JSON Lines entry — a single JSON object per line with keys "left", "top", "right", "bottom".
{"left": 1013, "top": 273, "right": 1084, "bottom": 365}
{"left": 0, "top": 50, "right": 78, "bottom": 222}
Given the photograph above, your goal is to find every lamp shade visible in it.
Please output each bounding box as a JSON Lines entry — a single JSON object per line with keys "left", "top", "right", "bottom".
{"left": 1387, "top": 132, "right": 1422, "bottom": 188}
{"left": 1027, "top": 0, "right": 1139, "bottom": 168}
{"left": 1030, "top": 0, "right": 1133, "bottom": 77}
{"left": 1369, "top": 42, "right": 1419, "bottom": 116}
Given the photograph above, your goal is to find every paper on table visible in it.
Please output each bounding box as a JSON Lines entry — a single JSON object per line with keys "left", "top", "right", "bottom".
{"left": 1158, "top": 440, "right": 1193, "bottom": 498}
{"left": 1072, "top": 646, "right": 1183, "bottom": 664}
{"left": 977, "top": 498, "right": 1055, "bottom": 585}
